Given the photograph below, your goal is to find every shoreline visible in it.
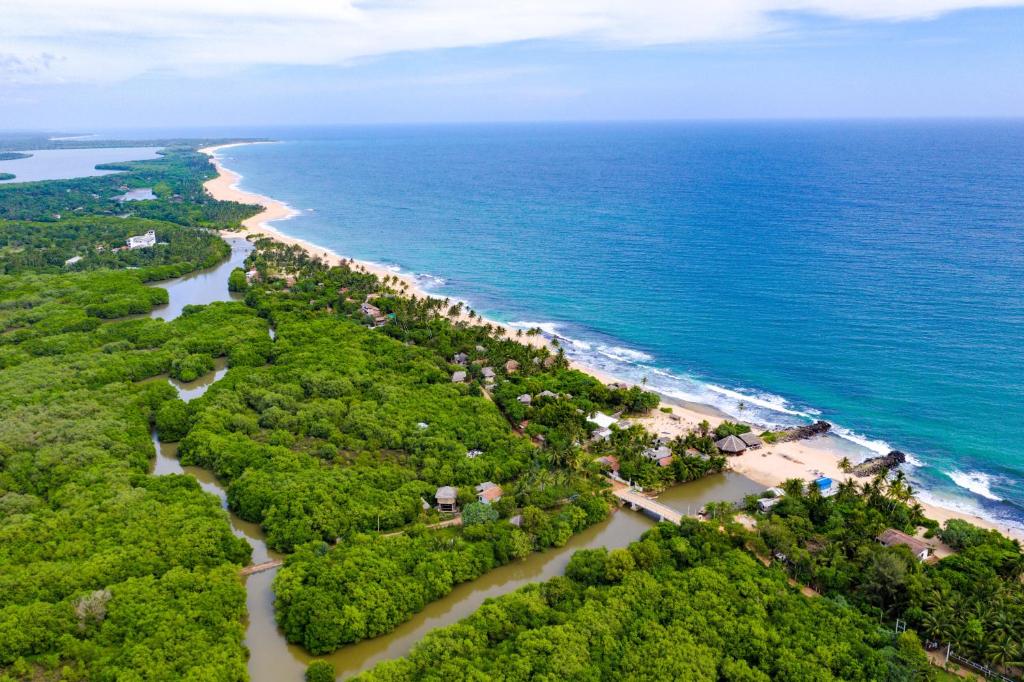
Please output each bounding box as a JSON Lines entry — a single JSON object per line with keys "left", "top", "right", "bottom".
{"left": 199, "top": 143, "right": 1023, "bottom": 544}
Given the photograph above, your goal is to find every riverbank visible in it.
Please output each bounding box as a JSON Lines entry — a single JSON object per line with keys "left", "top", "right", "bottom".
{"left": 199, "top": 143, "right": 1023, "bottom": 544}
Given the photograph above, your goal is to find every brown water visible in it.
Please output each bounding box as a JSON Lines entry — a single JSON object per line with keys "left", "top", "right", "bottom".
{"left": 150, "top": 434, "right": 280, "bottom": 564}
{"left": 169, "top": 357, "right": 229, "bottom": 400}
{"left": 244, "top": 471, "right": 764, "bottom": 681}
{"left": 149, "top": 237, "right": 252, "bottom": 321}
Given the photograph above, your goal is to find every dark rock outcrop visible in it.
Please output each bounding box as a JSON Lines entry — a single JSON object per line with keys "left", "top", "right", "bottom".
{"left": 850, "top": 450, "right": 907, "bottom": 477}
{"left": 775, "top": 420, "right": 832, "bottom": 443}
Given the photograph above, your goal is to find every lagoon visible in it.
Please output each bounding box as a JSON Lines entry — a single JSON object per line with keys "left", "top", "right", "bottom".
{"left": 0, "top": 146, "right": 162, "bottom": 183}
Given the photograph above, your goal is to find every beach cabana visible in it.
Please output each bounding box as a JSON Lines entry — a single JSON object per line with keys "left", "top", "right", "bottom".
{"left": 812, "top": 477, "right": 836, "bottom": 497}
{"left": 739, "top": 432, "right": 763, "bottom": 449}
{"left": 715, "top": 435, "right": 747, "bottom": 455}
{"left": 435, "top": 486, "right": 459, "bottom": 513}
{"left": 451, "top": 371, "right": 467, "bottom": 383}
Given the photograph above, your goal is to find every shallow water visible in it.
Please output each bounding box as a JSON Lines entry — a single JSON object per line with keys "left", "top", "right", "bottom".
{"left": 0, "top": 147, "right": 162, "bottom": 183}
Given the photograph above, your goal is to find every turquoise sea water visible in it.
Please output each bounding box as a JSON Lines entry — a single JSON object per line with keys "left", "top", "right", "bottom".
{"left": 219, "top": 122, "right": 1024, "bottom": 530}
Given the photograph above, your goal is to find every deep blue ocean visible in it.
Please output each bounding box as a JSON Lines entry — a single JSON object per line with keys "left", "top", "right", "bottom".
{"left": 217, "top": 122, "right": 1024, "bottom": 530}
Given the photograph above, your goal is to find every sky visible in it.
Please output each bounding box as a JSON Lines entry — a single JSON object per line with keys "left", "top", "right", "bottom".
{"left": 1, "top": 1, "right": 1023, "bottom": 129}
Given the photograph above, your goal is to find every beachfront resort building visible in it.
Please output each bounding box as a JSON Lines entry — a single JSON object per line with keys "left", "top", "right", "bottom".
{"left": 360, "top": 302, "right": 389, "bottom": 328}
{"left": 475, "top": 482, "right": 503, "bottom": 504}
{"left": 643, "top": 445, "right": 674, "bottom": 467}
{"left": 126, "top": 230, "right": 156, "bottom": 250}
{"left": 435, "top": 486, "right": 458, "bottom": 513}
{"left": 877, "top": 528, "right": 931, "bottom": 561}
{"left": 715, "top": 434, "right": 748, "bottom": 455}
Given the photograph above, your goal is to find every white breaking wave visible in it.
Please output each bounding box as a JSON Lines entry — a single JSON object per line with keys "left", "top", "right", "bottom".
{"left": 948, "top": 471, "right": 1003, "bottom": 501}
{"left": 495, "top": 316, "right": 978, "bottom": 504}
{"left": 507, "top": 320, "right": 561, "bottom": 336}
{"left": 413, "top": 273, "right": 447, "bottom": 290}
{"left": 596, "top": 344, "right": 655, "bottom": 363}
{"left": 506, "top": 321, "right": 598, "bottom": 351}
{"left": 703, "top": 382, "right": 814, "bottom": 422}
{"left": 830, "top": 425, "right": 896, "bottom": 459}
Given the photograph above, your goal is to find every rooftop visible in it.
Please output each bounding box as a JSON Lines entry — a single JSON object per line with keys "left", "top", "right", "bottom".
{"left": 715, "top": 435, "right": 747, "bottom": 453}
{"left": 877, "top": 528, "right": 930, "bottom": 557}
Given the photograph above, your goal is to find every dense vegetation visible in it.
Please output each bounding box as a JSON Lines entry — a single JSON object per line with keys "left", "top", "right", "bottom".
{"left": 590, "top": 422, "right": 728, "bottom": 489}
{"left": 0, "top": 143, "right": 265, "bottom": 679}
{"left": 0, "top": 145, "right": 259, "bottom": 228}
{"left": 356, "top": 518, "right": 933, "bottom": 681}
{"left": 0, "top": 216, "right": 228, "bottom": 275}
{"left": 0, "top": 175, "right": 14, "bottom": 182}
{"left": 5, "top": 134, "right": 1017, "bottom": 681}
{"left": 275, "top": 495, "right": 610, "bottom": 653}
{"left": 743, "top": 475, "right": 1024, "bottom": 675}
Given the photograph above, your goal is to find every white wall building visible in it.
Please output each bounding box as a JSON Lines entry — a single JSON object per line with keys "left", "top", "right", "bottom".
{"left": 126, "top": 230, "right": 156, "bottom": 249}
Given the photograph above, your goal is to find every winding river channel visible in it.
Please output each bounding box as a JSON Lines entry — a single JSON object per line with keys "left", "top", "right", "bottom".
{"left": 146, "top": 239, "right": 765, "bottom": 681}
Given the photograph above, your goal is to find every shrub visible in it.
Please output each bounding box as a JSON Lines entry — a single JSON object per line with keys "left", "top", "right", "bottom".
{"left": 306, "top": 660, "right": 335, "bottom": 682}
{"left": 462, "top": 501, "right": 499, "bottom": 526}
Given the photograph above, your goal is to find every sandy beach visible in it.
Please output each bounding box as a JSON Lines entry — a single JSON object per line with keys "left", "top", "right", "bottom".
{"left": 199, "top": 143, "right": 1023, "bottom": 544}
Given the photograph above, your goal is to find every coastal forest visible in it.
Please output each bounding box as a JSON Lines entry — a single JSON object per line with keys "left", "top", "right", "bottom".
{"left": 0, "top": 138, "right": 1020, "bottom": 682}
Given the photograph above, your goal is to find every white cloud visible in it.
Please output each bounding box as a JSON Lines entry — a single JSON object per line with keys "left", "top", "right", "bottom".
{"left": 1, "top": 0, "right": 1021, "bottom": 84}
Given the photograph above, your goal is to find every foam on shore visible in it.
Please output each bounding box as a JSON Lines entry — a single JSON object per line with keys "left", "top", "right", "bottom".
{"left": 200, "top": 141, "right": 1023, "bottom": 540}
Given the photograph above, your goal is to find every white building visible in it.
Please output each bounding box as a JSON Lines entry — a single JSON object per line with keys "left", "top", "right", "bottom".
{"left": 588, "top": 411, "right": 617, "bottom": 429}
{"left": 126, "top": 230, "right": 156, "bottom": 249}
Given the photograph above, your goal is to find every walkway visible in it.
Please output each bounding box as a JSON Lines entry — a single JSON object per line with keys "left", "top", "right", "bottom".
{"left": 240, "top": 559, "right": 283, "bottom": 576}
{"left": 613, "top": 486, "right": 684, "bottom": 525}
{"left": 380, "top": 516, "right": 463, "bottom": 538}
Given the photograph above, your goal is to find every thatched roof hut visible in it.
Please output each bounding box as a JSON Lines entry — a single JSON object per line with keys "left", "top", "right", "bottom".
{"left": 715, "top": 435, "right": 747, "bottom": 454}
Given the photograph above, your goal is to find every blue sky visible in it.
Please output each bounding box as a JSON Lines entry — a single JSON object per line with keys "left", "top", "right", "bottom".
{"left": 2, "top": 2, "right": 1023, "bottom": 129}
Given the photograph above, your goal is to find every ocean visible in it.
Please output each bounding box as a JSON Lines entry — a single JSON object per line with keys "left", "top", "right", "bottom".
{"left": 216, "top": 121, "right": 1024, "bottom": 530}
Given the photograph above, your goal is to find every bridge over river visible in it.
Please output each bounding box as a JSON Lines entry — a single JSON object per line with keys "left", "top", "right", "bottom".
{"left": 612, "top": 484, "right": 685, "bottom": 524}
